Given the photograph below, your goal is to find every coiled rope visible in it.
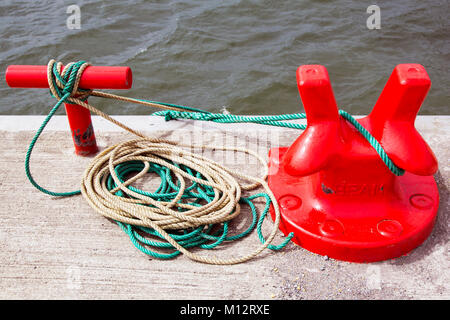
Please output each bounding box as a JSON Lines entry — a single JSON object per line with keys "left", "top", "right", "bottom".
{"left": 27, "top": 60, "right": 295, "bottom": 264}
{"left": 25, "top": 59, "right": 404, "bottom": 265}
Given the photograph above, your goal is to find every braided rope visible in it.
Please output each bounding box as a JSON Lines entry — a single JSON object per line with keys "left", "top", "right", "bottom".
{"left": 25, "top": 59, "right": 294, "bottom": 265}
{"left": 80, "top": 138, "right": 287, "bottom": 264}
{"left": 152, "top": 111, "right": 404, "bottom": 176}
{"left": 338, "top": 110, "right": 404, "bottom": 176}
{"left": 153, "top": 110, "right": 308, "bottom": 130}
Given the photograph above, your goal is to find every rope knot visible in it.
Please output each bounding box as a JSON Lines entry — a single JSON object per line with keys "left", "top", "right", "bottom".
{"left": 47, "top": 59, "right": 92, "bottom": 102}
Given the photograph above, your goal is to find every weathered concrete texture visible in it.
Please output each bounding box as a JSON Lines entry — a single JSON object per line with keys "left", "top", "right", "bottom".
{"left": 0, "top": 115, "right": 448, "bottom": 300}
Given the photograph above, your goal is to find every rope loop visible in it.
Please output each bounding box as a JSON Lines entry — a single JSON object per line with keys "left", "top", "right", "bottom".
{"left": 47, "top": 59, "right": 92, "bottom": 102}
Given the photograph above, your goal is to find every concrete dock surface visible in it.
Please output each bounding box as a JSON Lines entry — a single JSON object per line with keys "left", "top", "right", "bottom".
{"left": 0, "top": 115, "right": 448, "bottom": 300}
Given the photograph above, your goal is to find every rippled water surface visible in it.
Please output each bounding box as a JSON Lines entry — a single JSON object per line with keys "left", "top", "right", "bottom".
{"left": 0, "top": 0, "right": 448, "bottom": 115}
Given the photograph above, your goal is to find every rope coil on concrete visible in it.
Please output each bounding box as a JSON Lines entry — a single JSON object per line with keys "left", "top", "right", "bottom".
{"left": 40, "top": 59, "right": 288, "bottom": 265}
{"left": 80, "top": 138, "right": 284, "bottom": 264}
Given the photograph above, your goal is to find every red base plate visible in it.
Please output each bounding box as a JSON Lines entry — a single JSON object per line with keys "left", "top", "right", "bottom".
{"left": 268, "top": 147, "right": 439, "bottom": 262}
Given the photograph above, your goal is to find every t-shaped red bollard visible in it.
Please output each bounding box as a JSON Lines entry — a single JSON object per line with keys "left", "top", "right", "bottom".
{"left": 268, "top": 64, "right": 439, "bottom": 262}
{"left": 5, "top": 64, "right": 133, "bottom": 155}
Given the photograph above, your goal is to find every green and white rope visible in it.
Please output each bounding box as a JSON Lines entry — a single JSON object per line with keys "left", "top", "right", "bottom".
{"left": 152, "top": 110, "right": 404, "bottom": 176}
{"left": 338, "top": 110, "right": 404, "bottom": 176}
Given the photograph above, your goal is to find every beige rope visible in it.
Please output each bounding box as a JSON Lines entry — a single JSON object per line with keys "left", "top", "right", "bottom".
{"left": 91, "top": 91, "right": 191, "bottom": 112}
{"left": 48, "top": 59, "right": 284, "bottom": 265}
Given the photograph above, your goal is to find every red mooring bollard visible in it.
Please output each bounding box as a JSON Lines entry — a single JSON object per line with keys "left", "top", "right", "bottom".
{"left": 5, "top": 64, "right": 133, "bottom": 155}
{"left": 268, "top": 64, "right": 439, "bottom": 262}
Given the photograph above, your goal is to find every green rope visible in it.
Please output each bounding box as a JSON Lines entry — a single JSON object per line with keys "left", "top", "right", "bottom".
{"left": 25, "top": 91, "right": 81, "bottom": 197}
{"left": 338, "top": 110, "right": 405, "bottom": 176}
{"left": 153, "top": 109, "right": 404, "bottom": 176}
{"left": 107, "top": 160, "right": 294, "bottom": 259}
{"left": 153, "top": 109, "right": 308, "bottom": 130}
{"left": 25, "top": 60, "right": 405, "bottom": 261}
{"left": 25, "top": 60, "right": 91, "bottom": 197}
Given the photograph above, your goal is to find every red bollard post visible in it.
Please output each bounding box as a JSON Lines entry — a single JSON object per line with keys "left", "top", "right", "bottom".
{"left": 5, "top": 64, "right": 132, "bottom": 155}
{"left": 268, "top": 64, "right": 439, "bottom": 262}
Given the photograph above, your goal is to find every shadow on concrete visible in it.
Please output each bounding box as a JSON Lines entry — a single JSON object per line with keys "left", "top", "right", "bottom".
{"left": 389, "top": 170, "right": 449, "bottom": 266}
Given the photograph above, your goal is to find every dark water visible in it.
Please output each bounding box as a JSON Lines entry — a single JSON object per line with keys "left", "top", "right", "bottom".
{"left": 0, "top": 0, "right": 449, "bottom": 116}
